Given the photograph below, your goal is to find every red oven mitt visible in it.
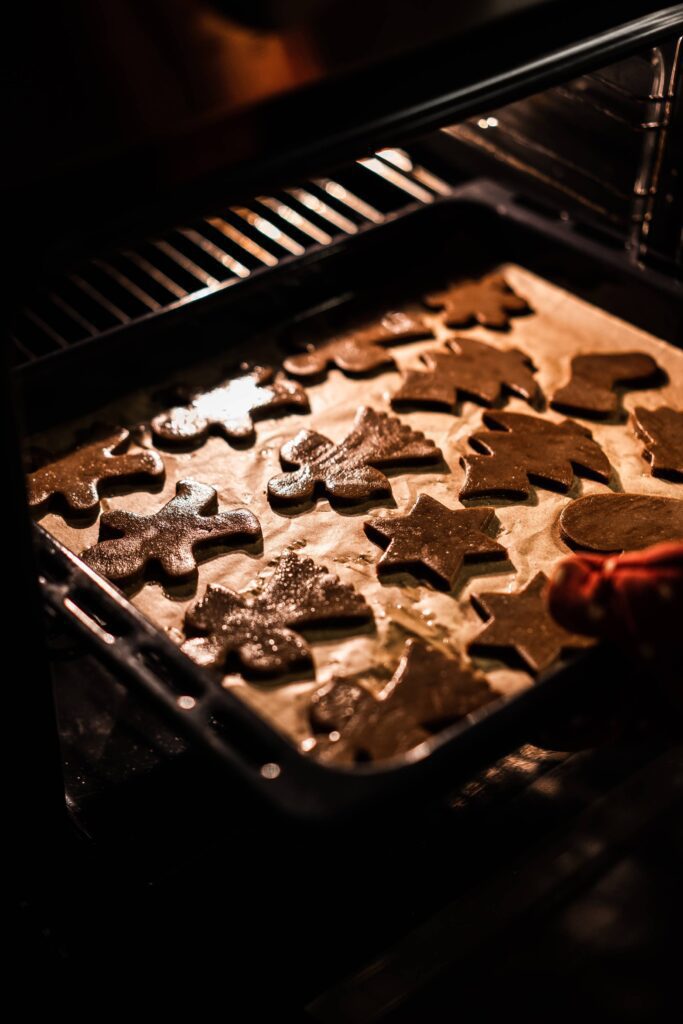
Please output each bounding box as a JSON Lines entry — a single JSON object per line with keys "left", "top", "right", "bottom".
{"left": 547, "top": 541, "right": 683, "bottom": 663}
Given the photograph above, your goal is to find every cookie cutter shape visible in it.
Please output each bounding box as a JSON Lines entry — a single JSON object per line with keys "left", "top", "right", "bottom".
{"left": 460, "top": 411, "right": 610, "bottom": 501}
{"left": 364, "top": 494, "right": 507, "bottom": 590}
{"left": 423, "top": 272, "right": 531, "bottom": 330}
{"left": 181, "top": 550, "right": 372, "bottom": 677}
{"left": 26, "top": 427, "right": 164, "bottom": 514}
{"left": 309, "top": 638, "right": 495, "bottom": 762}
{"left": 469, "top": 572, "right": 593, "bottom": 675}
{"left": 550, "top": 353, "right": 664, "bottom": 420}
{"left": 268, "top": 406, "right": 442, "bottom": 508}
{"left": 283, "top": 311, "right": 432, "bottom": 379}
{"left": 81, "top": 478, "right": 261, "bottom": 582}
{"left": 151, "top": 365, "right": 309, "bottom": 447}
{"left": 392, "top": 336, "right": 541, "bottom": 411}
{"left": 632, "top": 406, "right": 683, "bottom": 481}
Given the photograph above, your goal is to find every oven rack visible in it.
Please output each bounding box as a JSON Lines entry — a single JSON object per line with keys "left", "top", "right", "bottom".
{"left": 11, "top": 148, "right": 453, "bottom": 371}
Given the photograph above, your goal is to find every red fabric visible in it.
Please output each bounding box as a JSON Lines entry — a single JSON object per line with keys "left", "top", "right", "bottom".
{"left": 547, "top": 541, "right": 683, "bottom": 661}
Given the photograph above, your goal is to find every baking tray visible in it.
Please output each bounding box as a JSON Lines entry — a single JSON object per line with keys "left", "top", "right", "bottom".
{"left": 25, "top": 182, "right": 683, "bottom": 820}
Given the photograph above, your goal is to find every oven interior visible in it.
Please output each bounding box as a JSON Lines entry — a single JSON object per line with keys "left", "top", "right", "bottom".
{"left": 10, "top": 24, "right": 683, "bottom": 1014}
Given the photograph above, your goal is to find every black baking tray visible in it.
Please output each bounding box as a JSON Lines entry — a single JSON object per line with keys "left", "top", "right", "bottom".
{"left": 24, "top": 181, "right": 683, "bottom": 820}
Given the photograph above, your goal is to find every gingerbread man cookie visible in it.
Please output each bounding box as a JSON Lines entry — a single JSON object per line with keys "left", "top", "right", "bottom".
{"left": 82, "top": 479, "right": 260, "bottom": 583}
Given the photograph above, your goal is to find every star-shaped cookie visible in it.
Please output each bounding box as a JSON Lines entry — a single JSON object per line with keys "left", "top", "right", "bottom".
{"left": 364, "top": 494, "right": 507, "bottom": 590}
{"left": 468, "top": 572, "right": 593, "bottom": 674}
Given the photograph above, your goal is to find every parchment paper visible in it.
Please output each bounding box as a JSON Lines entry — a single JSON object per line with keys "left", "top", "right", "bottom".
{"left": 35, "top": 264, "right": 683, "bottom": 759}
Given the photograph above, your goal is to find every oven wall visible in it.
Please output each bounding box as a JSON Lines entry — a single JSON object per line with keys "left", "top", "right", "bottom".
{"left": 424, "top": 40, "right": 683, "bottom": 273}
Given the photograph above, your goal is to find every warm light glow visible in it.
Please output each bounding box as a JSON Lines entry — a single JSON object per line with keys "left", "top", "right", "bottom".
{"left": 377, "top": 147, "right": 413, "bottom": 172}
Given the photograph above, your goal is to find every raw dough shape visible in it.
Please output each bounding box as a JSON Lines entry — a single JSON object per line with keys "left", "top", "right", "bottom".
{"left": 81, "top": 478, "right": 261, "bottom": 582}
{"left": 309, "top": 638, "right": 495, "bottom": 762}
{"left": 283, "top": 311, "right": 432, "bottom": 378}
{"left": 551, "top": 353, "right": 664, "bottom": 420}
{"left": 632, "top": 406, "right": 683, "bottom": 481}
{"left": 392, "top": 336, "right": 542, "bottom": 411}
{"left": 559, "top": 493, "right": 683, "bottom": 552}
{"left": 268, "top": 406, "right": 442, "bottom": 507}
{"left": 181, "top": 550, "right": 372, "bottom": 676}
{"left": 364, "top": 494, "right": 507, "bottom": 590}
{"left": 423, "top": 272, "right": 531, "bottom": 329}
{"left": 26, "top": 427, "right": 164, "bottom": 514}
{"left": 460, "top": 411, "right": 611, "bottom": 501}
{"left": 151, "top": 365, "right": 309, "bottom": 446}
{"left": 469, "top": 572, "right": 593, "bottom": 674}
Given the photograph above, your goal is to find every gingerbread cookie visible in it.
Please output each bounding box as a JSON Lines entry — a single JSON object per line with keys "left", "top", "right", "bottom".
{"left": 469, "top": 572, "right": 593, "bottom": 674}
{"left": 268, "top": 406, "right": 442, "bottom": 508}
{"left": 364, "top": 495, "right": 507, "bottom": 591}
{"left": 181, "top": 550, "right": 372, "bottom": 677}
{"left": 550, "top": 353, "right": 664, "bottom": 420}
{"left": 559, "top": 493, "right": 683, "bottom": 552}
{"left": 460, "top": 411, "right": 610, "bottom": 501}
{"left": 632, "top": 406, "right": 683, "bottom": 481}
{"left": 81, "top": 479, "right": 261, "bottom": 583}
{"left": 26, "top": 428, "right": 164, "bottom": 515}
{"left": 151, "top": 365, "right": 309, "bottom": 447}
{"left": 392, "top": 336, "right": 541, "bottom": 411}
{"left": 283, "top": 311, "right": 431, "bottom": 379}
{"left": 423, "top": 272, "right": 531, "bottom": 329}
{"left": 309, "top": 638, "right": 495, "bottom": 762}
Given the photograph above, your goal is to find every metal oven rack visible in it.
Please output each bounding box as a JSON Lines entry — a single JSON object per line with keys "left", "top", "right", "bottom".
{"left": 11, "top": 149, "right": 453, "bottom": 372}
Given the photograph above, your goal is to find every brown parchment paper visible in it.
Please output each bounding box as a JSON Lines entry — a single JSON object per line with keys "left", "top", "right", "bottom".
{"left": 35, "top": 264, "right": 683, "bottom": 759}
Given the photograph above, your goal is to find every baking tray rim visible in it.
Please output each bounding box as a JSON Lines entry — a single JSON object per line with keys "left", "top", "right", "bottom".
{"left": 30, "top": 184, "right": 680, "bottom": 820}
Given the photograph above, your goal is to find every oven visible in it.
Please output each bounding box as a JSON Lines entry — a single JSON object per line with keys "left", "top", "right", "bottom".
{"left": 7, "top": 2, "right": 683, "bottom": 1016}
